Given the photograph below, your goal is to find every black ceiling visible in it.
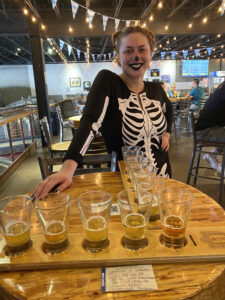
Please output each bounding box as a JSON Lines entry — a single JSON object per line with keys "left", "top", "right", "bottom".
{"left": 0, "top": 0, "right": 225, "bottom": 65}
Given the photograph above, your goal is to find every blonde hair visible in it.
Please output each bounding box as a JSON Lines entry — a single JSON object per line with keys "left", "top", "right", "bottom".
{"left": 111, "top": 25, "right": 155, "bottom": 54}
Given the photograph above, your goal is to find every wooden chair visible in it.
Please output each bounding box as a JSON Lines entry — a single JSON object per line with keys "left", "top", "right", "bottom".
{"left": 38, "top": 152, "right": 117, "bottom": 179}
{"left": 186, "top": 112, "right": 225, "bottom": 202}
{"left": 39, "top": 116, "right": 71, "bottom": 157}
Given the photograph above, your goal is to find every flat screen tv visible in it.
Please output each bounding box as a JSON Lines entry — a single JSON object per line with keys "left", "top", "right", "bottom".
{"left": 151, "top": 69, "right": 160, "bottom": 77}
{"left": 182, "top": 60, "right": 209, "bottom": 77}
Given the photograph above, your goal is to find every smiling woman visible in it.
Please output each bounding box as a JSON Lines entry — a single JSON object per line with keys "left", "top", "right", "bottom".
{"left": 33, "top": 25, "right": 173, "bottom": 199}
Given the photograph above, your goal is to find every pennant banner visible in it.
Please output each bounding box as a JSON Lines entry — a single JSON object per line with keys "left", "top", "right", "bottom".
{"left": 183, "top": 50, "right": 188, "bottom": 59}
{"left": 71, "top": 0, "right": 79, "bottom": 19}
{"left": 102, "top": 15, "right": 108, "bottom": 31}
{"left": 77, "top": 49, "right": 81, "bottom": 59}
{"left": 171, "top": 51, "right": 176, "bottom": 60}
{"left": 161, "top": 52, "right": 166, "bottom": 60}
{"left": 194, "top": 49, "right": 200, "bottom": 57}
{"left": 59, "top": 40, "right": 64, "bottom": 50}
{"left": 68, "top": 45, "right": 72, "bottom": 56}
{"left": 126, "top": 20, "right": 130, "bottom": 27}
{"left": 91, "top": 54, "right": 95, "bottom": 61}
{"left": 207, "top": 47, "right": 213, "bottom": 56}
{"left": 134, "top": 20, "right": 139, "bottom": 26}
{"left": 84, "top": 53, "right": 88, "bottom": 61}
{"left": 51, "top": 0, "right": 57, "bottom": 9}
{"left": 103, "top": 54, "right": 106, "bottom": 61}
{"left": 221, "top": 0, "right": 225, "bottom": 15}
{"left": 88, "top": 9, "right": 95, "bottom": 26}
{"left": 115, "top": 19, "right": 120, "bottom": 31}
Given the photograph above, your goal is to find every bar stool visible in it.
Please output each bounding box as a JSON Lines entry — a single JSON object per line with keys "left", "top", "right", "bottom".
{"left": 186, "top": 113, "right": 225, "bottom": 202}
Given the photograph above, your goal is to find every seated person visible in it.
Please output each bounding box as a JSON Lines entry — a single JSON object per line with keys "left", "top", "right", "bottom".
{"left": 160, "top": 81, "right": 170, "bottom": 98}
{"left": 187, "top": 79, "right": 205, "bottom": 110}
{"left": 195, "top": 81, "right": 225, "bottom": 175}
{"left": 168, "top": 83, "right": 177, "bottom": 98}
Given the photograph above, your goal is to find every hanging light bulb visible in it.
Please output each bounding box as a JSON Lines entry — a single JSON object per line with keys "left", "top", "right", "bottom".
{"left": 23, "top": 8, "right": 28, "bottom": 15}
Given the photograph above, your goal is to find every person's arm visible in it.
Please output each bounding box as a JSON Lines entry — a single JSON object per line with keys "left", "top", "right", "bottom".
{"left": 161, "top": 90, "right": 173, "bottom": 151}
{"left": 33, "top": 70, "right": 113, "bottom": 198}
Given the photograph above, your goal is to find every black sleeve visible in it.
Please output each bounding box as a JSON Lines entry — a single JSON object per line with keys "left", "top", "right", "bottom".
{"left": 63, "top": 70, "right": 112, "bottom": 164}
{"left": 161, "top": 86, "right": 173, "bottom": 133}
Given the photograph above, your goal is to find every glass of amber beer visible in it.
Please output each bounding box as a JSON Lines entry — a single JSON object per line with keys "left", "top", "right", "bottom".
{"left": 157, "top": 187, "right": 193, "bottom": 249}
{"left": 117, "top": 189, "right": 152, "bottom": 250}
{"left": 34, "top": 192, "right": 70, "bottom": 254}
{"left": 0, "top": 195, "right": 32, "bottom": 256}
{"left": 77, "top": 190, "right": 112, "bottom": 253}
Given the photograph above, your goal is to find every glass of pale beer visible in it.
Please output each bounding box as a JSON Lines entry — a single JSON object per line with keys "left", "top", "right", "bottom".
{"left": 34, "top": 192, "right": 70, "bottom": 254}
{"left": 157, "top": 187, "right": 193, "bottom": 249}
{"left": 117, "top": 189, "right": 152, "bottom": 250}
{"left": 77, "top": 190, "right": 112, "bottom": 253}
{"left": 0, "top": 195, "right": 32, "bottom": 256}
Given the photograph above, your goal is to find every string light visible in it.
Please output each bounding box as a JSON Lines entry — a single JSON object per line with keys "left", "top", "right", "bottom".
{"left": 164, "top": 25, "right": 168, "bottom": 30}
{"left": 32, "top": 16, "right": 36, "bottom": 22}
{"left": 41, "top": 24, "right": 46, "bottom": 30}
{"left": 173, "top": 36, "right": 176, "bottom": 41}
{"left": 149, "top": 14, "right": 154, "bottom": 22}
{"left": 217, "top": 33, "right": 221, "bottom": 38}
{"left": 68, "top": 26, "right": 73, "bottom": 32}
{"left": 202, "top": 17, "right": 208, "bottom": 24}
{"left": 188, "top": 23, "right": 192, "bottom": 28}
{"left": 89, "top": 23, "right": 93, "bottom": 29}
{"left": 23, "top": 8, "right": 28, "bottom": 15}
{"left": 158, "top": 2, "right": 163, "bottom": 9}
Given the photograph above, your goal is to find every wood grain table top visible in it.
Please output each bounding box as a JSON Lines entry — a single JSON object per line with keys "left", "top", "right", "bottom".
{"left": 0, "top": 171, "right": 225, "bottom": 300}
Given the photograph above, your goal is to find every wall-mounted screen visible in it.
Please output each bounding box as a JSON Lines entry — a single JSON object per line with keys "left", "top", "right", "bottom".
{"left": 182, "top": 60, "right": 209, "bottom": 77}
{"left": 151, "top": 69, "right": 160, "bottom": 77}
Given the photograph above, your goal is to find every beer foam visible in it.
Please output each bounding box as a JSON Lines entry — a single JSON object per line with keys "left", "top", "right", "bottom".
{"left": 5, "top": 220, "right": 29, "bottom": 235}
{"left": 46, "top": 220, "right": 65, "bottom": 235}
{"left": 86, "top": 215, "right": 107, "bottom": 231}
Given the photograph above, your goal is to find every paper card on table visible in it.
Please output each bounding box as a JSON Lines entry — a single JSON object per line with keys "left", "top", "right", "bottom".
{"left": 101, "top": 265, "right": 158, "bottom": 292}
{"left": 111, "top": 203, "right": 120, "bottom": 215}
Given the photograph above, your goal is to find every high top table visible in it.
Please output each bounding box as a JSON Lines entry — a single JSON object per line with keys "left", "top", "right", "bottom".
{"left": 0, "top": 172, "right": 225, "bottom": 299}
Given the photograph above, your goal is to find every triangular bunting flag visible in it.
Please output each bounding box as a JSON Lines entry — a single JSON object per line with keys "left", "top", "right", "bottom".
{"left": 194, "top": 49, "right": 200, "bottom": 57}
{"left": 126, "top": 20, "right": 130, "bottom": 27}
{"left": 183, "top": 50, "right": 188, "bottom": 59}
{"left": 102, "top": 15, "right": 108, "bottom": 31}
{"left": 161, "top": 52, "right": 166, "bottom": 60}
{"left": 171, "top": 51, "right": 176, "bottom": 60}
{"left": 71, "top": 1, "right": 79, "bottom": 19}
{"left": 103, "top": 54, "right": 106, "bottom": 61}
{"left": 109, "top": 53, "right": 112, "bottom": 60}
{"left": 207, "top": 47, "right": 213, "bottom": 56}
{"left": 88, "top": 9, "right": 95, "bottom": 27}
{"left": 51, "top": 0, "right": 57, "bottom": 10}
{"left": 134, "top": 20, "right": 139, "bottom": 26}
{"left": 68, "top": 45, "right": 72, "bottom": 56}
{"left": 77, "top": 49, "right": 81, "bottom": 59}
{"left": 115, "top": 19, "right": 120, "bottom": 31}
{"left": 91, "top": 54, "right": 95, "bottom": 61}
{"left": 84, "top": 53, "right": 87, "bottom": 61}
{"left": 59, "top": 40, "right": 64, "bottom": 50}
{"left": 221, "top": 0, "right": 225, "bottom": 15}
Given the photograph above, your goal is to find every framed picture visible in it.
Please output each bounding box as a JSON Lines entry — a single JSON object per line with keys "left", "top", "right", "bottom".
{"left": 69, "top": 77, "right": 81, "bottom": 87}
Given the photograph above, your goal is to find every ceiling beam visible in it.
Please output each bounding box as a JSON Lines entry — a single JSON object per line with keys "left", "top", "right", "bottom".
{"left": 192, "top": 0, "right": 219, "bottom": 18}
{"left": 167, "top": 0, "right": 192, "bottom": 19}
{"left": 0, "top": 52, "right": 19, "bottom": 64}
{"left": 2, "top": 36, "right": 31, "bottom": 55}
{"left": 25, "top": 0, "right": 41, "bottom": 19}
{"left": 0, "top": 46, "right": 29, "bottom": 62}
{"left": 140, "top": 0, "right": 157, "bottom": 19}
{"left": 114, "top": 0, "right": 124, "bottom": 18}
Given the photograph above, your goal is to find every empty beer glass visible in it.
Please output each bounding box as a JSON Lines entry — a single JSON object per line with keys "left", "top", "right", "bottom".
{"left": 157, "top": 187, "right": 193, "bottom": 248}
{"left": 77, "top": 190, "right": 112, "bottom": 253}
{"left": 0, "top": 195, "right": 32, "bottom": 256}
{"left": 34, "top": 192, "right": 70, "bottom": 254}
{"left": 117, "top": 189, "right": 152, "bottom": 250}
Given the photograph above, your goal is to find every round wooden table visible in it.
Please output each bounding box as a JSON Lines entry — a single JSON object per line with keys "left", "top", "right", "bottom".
{"left": 0, "top": 172, "right": 225, "bottom": 299}
{"left": 68, "top": 115, "right": 82, "bottom": 128}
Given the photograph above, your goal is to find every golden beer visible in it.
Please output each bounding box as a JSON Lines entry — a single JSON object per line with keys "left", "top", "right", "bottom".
{"left": 84, "top": 216, "right": 109, "bottom": 252}
{"left": 161, "top": 215, "right": 186, "bottom": 248}
{"left": 124, "top": 213, "right": 146, "bottom": 240}
{"left": 4, "top": 220, "right": 30, "bottom": 254}
{"left": 44, "top": 220, "right": 67, "bottom": 244}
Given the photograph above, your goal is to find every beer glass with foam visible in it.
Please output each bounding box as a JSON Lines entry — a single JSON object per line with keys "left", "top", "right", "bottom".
{"left": 77, "top": 190, "right": 112, "bottom": 253}
{"left": 34, "top": 192, "right": 70, "bottom": 254}
{"left": 0, "top": 195, "right": 32, "bottom": 256}
{"left": 157, "top": 187, "right": 193, "bottom": 248}
{"left": 117, "top": 189, "right": 152, "bottom": 250}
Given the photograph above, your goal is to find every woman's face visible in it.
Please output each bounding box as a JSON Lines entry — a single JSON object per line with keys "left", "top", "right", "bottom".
{"left": 118, "top": 32, "right": 152, "bottom": 80}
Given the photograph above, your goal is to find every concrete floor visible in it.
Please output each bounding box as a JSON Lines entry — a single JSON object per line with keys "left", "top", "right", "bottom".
{"left": 0, "top": 129, "right": 225, "bottom": 209}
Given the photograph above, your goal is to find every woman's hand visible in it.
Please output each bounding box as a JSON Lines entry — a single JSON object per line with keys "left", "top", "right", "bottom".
{"left": 161, "top": 132, "right": 170, "bottom": 151}
{"left": 33, "top": 159, "right": 77, "bottom": 199}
